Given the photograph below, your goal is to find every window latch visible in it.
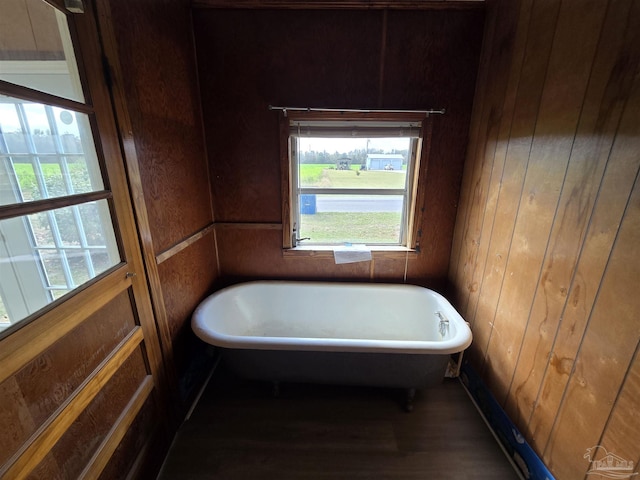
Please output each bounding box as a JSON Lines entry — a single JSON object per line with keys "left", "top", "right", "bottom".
{"left": 296, "top": 237, "right": 311, "bottom": 245}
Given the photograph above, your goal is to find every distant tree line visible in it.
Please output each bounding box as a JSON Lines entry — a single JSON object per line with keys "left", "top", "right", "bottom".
{"left": 299, "top": 149, "right": 408, "bottom": 165}
{"left": 2, "top": 131, "right": 84, "bottom": 154}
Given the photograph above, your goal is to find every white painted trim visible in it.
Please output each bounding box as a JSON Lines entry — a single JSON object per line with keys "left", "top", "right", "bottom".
{"left": 0, "top": 61, "right": 69, "bottom": 75}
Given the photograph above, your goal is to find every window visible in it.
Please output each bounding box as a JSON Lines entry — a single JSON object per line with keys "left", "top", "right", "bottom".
{"left": 0, "top": 0, "right": 121, "bottom": 333}
{"left": 281, "top": 112, "right": 429, "bottom": 250}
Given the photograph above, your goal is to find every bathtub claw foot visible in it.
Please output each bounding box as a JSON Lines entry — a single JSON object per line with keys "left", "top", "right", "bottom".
{"left": 404, "top": 388, "right": 416, "bottom": 412}
{"left": 272, "top": 381, "right": 280, "bottom": 398}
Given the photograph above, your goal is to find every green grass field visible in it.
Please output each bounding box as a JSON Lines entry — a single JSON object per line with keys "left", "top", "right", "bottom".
{"left": 12, "top": 162, "right": 92, "bottom": 200}
{"left": 299, "top": 164, "right": 406, "bottom": 189}
{"left": 300, "top": 212, "right": 401, "bottom": 244}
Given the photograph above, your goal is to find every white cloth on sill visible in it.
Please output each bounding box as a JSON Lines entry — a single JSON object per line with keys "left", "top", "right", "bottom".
{"left": 333, "top": 244, "right": 372, "bottom": 264}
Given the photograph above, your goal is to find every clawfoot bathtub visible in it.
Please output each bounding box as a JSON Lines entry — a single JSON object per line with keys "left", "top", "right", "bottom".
{"left": 192, "top": 281, "right": 472, "bottom": 410}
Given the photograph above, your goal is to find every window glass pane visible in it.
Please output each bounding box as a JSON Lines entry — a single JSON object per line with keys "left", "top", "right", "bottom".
{"left": 24, "top": 103, "right": 56, "bottom": 153}
{"left": 0, "top": 199, "right": 121, "bottom": 331}
{"left": 0, "top": 0, "right": 85, "bottom": 103}
{"left": 90, "top": 250, "right": 112, "bottom": 273}
{"left": 0, "top": 95, "right": 104, "bottom": 206}
{"left": 65, "top": 155, "right": 93, "bottom": 191}
{"left": 298, "top": 137, "right": 410, "bottom": 189}
{"left": 0, "top": 103, "right": 28, "bottom": 152}
{"left": 52, "top": 207, "right": 81, "bottom": 246}
{"left": 67, "top": 252, "right": 91, "bottom": 285}
{"left": 0, "top": 296, "right": 8, "bottom": 329}
{"left": 299, "top": 194, "right": 404, "bottom": 244}
{"left": 29, "top": 211, "right": 54, "bottom": 246}
{"left": 78, "top": 202, "right": 111, "bottom": 246}
{"left": 40, "top": 248, "right": 67, "bottom": 286}
{"left": 10, "top": 161, "right": 39, "bottom": 201}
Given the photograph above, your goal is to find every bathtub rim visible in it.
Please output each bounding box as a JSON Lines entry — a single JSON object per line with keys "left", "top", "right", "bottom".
{"left": 192, "top": 280, "right": 472, "bottom": 355}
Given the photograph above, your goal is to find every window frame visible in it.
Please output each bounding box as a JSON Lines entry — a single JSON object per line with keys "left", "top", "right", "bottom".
{"left": 280, "top": 110, "right": 431, "bottom": 252}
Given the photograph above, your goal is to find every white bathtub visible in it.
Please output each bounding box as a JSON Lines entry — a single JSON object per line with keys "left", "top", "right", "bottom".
{"left": 192, "top": 281, "right": 472, "bottom": 407}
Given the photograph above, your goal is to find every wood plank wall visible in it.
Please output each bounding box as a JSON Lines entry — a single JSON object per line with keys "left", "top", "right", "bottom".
{"left": 449, "top": 0, "right": 640, "bottom": 477}
{"left": 192, "top": 7, "right": 484, "bottom": 290}
{"left": 98, "top": 0, "right": 220, "bottom": 412}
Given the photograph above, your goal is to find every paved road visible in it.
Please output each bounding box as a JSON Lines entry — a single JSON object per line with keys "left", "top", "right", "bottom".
{"left": 314, "top": 196, "right": 402, "bottom": 213}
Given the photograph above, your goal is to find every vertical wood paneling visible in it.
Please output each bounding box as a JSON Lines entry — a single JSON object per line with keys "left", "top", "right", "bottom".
{"left": 449, "top": 0, "right": 640, "bottom": 478}
{"left": 544, "top": 173, "right": 640, "bottom": 477}
{"left": 596, "top": 346, "right": 640, "bottom": 474}
{"left": 504, "top": 0, "right": 639, "bottom": 431}
{"left": 529, "top": 67, "right": 640, "bottom": 454}
{"left": 482, "top": 0, "right": 608, "bottom": 404}
{"left": 466, "top": 0, "right": 560, "bottom": 370}
{"left": 449, "top": 0, "right": 521, "bottom": 315}
{"left": 527, "top": 4, "right": 640, "bottom": 456}
{"left": 447, "top": 0, "right": 498, "bottom": 299}
{"left": 462, "top": 0, "right": 531, "bottom": 328}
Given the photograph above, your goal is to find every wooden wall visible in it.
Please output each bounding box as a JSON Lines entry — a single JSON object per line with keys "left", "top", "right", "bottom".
{"left": 98, "top": 0, "right": 219, "bottom": 409}
{"left": 192, "top": 7, "right": 484, "bottom": 290}
{"left": 449, "top": 0, "right": 640, "bottom": 478}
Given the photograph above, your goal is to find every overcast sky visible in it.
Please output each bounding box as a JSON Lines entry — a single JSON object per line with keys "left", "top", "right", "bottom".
{"left": 299, "top": 137, "right": 410, "bottom": 154}
{"left": 0, "top": 102, "right": 80, "bottom": 137}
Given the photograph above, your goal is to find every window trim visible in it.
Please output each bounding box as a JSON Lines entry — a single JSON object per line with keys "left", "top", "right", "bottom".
{"left": 280, "top": 110, "right": 431, "bottom": 252}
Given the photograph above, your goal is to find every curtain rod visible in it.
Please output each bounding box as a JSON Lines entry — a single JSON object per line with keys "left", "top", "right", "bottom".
{"left": 268, "top": 105, "right": 445, "bottom": 116}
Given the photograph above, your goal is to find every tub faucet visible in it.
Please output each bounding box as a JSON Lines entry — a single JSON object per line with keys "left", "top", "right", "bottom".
{"left": 436, "top": 311, "right": 449, "bottom": 337}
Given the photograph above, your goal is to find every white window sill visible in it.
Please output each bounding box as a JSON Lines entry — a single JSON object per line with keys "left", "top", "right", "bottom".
{"left": 283, "top": 245, "right": 418, "bottom": 259}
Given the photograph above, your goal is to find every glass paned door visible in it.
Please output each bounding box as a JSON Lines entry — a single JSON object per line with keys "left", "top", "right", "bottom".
{"left": 0, "top": 0, "right": 121, "bottom": 333}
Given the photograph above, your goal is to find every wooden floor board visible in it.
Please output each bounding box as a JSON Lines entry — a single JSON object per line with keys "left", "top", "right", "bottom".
{"left": 158, "top": 365, "right": 519, "bottom": 479}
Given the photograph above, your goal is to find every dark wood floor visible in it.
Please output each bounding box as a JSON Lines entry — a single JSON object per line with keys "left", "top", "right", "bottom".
{"left": 158, "top": 364, "right": 520, "bottom": 479}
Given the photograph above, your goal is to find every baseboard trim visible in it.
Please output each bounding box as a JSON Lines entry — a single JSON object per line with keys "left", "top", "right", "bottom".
{"left": 459, "top": 362, "right": 556, "bottom": 480}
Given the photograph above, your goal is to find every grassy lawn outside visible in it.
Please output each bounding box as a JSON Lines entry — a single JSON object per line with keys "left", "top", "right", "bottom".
{"left": 300, "top": 164, "right": 406, "bottom": 189}
{"left": 12, "top": 162, "right": 92, "bottom": 201}
{"left": 300, "top": 212, "right": 401, "bottom": 244}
